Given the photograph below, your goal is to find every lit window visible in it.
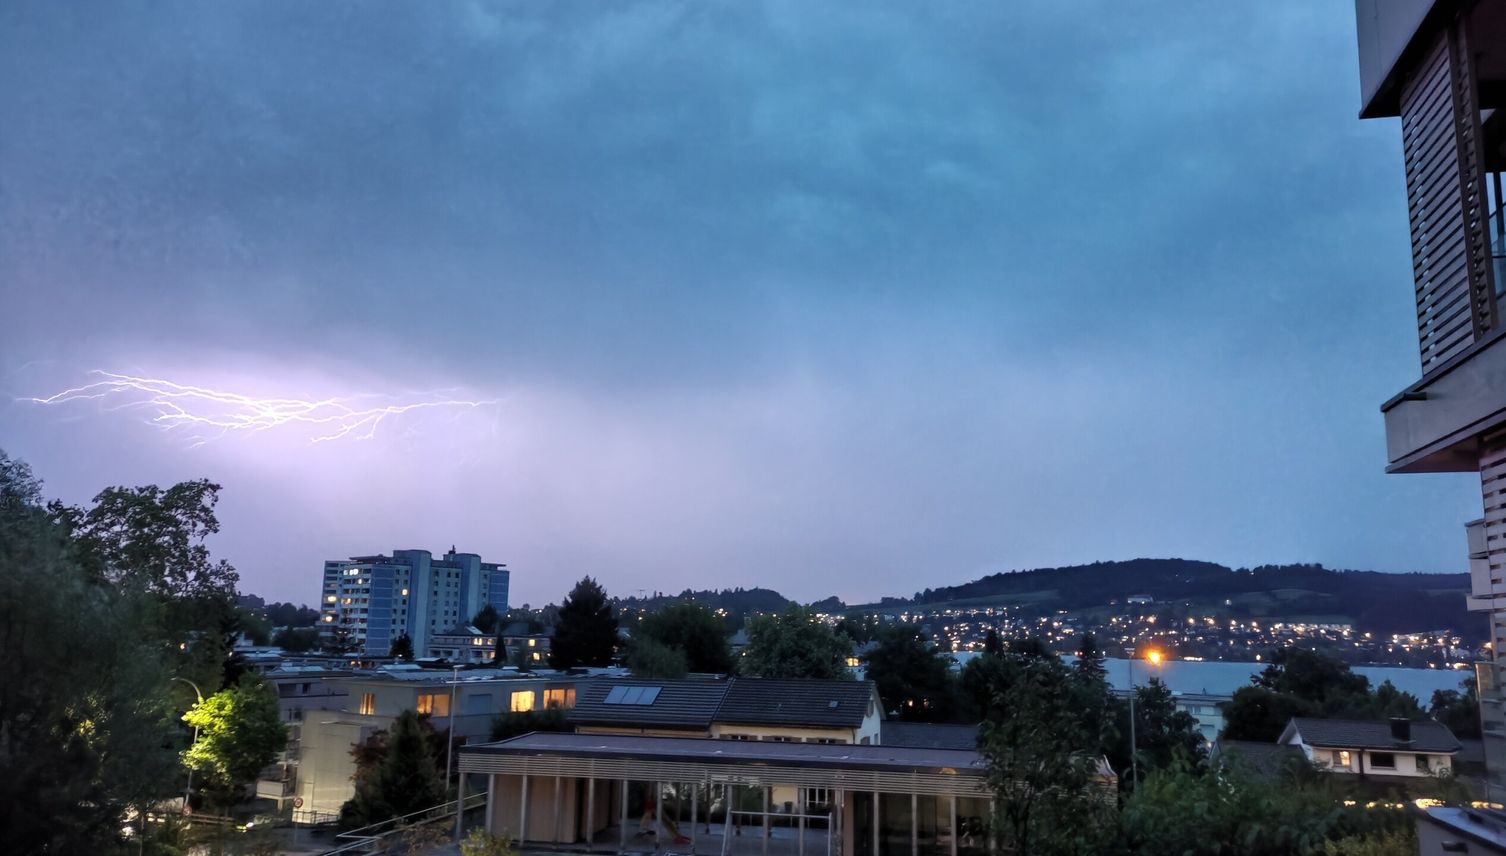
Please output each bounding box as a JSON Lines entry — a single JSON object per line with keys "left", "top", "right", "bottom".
{"left": 511, "top": 691, "right": 535, "bottom": 712}
{"left": 325, "top": 595, "right": 337, "bottom": 603}
{"left": 527, "top": 639, "right": 536, "bottom": 647}
{"left": 416, "top": 693, "right": 450, "bottom": 717}
{"left": 1337, "top": 751, "right": 1350, "bottom": 767}
{"left": 401, "top": 588, "right": 408, "bottom": 596}
{"left": 359, "top": 693, "right": 375, "bottom": 715}
{"left": 544, "top": 688, "right": 575, "bottom": 709}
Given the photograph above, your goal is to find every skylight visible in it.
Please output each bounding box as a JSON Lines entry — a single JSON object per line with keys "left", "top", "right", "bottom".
{"left": 603, "top": 686, "right": 663, "bottom": 705}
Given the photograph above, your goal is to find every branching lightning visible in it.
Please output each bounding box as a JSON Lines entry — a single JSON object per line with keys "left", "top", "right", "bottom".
{"left": 23, "top": 371, "right": 497, "bottom": 445}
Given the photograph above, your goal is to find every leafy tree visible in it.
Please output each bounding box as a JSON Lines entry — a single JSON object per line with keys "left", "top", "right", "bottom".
{"left": 50, "top": 478, "right": 241, "bottom": 692}
{"left": 490, "top": 707, "right": 571, "bottom": 741}
{"left": 835, "top": 614, "right": 880, "bottom": 645}
{"left": 1108, "top": 678, "right": 1205, "bottom": 783}
{"left": 472, "top": 602, "right": 501, "bottom": 634}
{"left": 1222, "top": 685, "right": 1314, "bottom": 742}
{"left": 741, "top": 606, "right": 852, "bottom": 680}
{"left": 182, "top": 675, "right": 288, "bottom": 809}
{"left": 1368, "top": 680, "right": 1424, "bottom": 719}
{"left": 238, "top": 607, "right": 273, "bottom": 645}
{"left": 341, "top": 710, "right": 445, "bottom": 828}
{"left": 1253, "top": 649, "right": 1372, "bottom": 714}
{"left": 549, "top": 577, "right": 619, "bottom": 668}
{"left": 0, "top": 450, "right": 205, "bottom": 853}
{"left": 1431, "top": 680, "right": 1481, "bottom": 739}
{"left": 976, "top": 650, "right": 1115, "bottom": 856}
{"left": 863, "top": 626, "right": 958, "bottom": 721}
{"left": 265, "top": 601, "right": 320, "bottom": 627}
{"left": 272, "top": 626, "right": 320, "bottom": 653}
{"left": 983, "top": 628, "right": 1003, "bottom": 655}
{"left": 390, "top": 633, "right": 415, "bottom": 661}
{"left": 625, "top": 636, "right": 689, "bottom": 679}
{"left": 1120, "top": 758, "right": 1342, "bottom": 855}
{"left": 1324, "top": 829, "right": 1416, "bottom": 856}
{"left": 636, "top": 603, "right": 733, "bottom": 674}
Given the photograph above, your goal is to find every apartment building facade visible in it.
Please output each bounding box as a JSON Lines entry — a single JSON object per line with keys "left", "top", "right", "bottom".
{"left": 319, "top": 547, "right": 509, "bottom": 657}
{"left": 1352, "top": 0, "right": 1506, "bottom": 792}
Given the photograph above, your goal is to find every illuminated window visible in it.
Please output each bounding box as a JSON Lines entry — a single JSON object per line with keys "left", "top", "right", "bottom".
{"left": 359, "top": 693, "right": 375, "bottom": 715}
{"left": 401, "top": 588, "right": 409, "bottom": 596}
{"left": 416, "top": 693, "right": 450, "bottom": 717}
{"left": 325, "top": 595, "right": 337, "bottom": 603}
{"left": 544, "top": 688, "right": 575, "bottom": 709}
{"left": 527, "top": 638, "right": 536, "bottom": 647}
{"left": 1337, "top": 751, "right": 1350, "bottom": 767}
{"left": 510, "top": 691, "right": 535, "bottom": 712}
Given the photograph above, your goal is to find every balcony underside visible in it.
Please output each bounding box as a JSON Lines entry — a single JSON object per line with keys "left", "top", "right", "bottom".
{"left": 1383, "top": 327, "right": 1506, "bottom": 473}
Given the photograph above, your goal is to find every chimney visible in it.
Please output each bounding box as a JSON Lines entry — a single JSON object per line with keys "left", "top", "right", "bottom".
{"left": 1390, "top": 717, "right": 1412, "bottom": 742}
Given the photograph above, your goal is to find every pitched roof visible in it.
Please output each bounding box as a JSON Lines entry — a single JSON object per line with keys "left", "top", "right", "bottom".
{"left": 715, "top": 678, "right": 877, "bottom": 729}
{"left": 1283, "top": 718, "right": 1461, "bottom": 754}
{"left": 1213, "top": 740, "right": 1306, "bottom": 779}
{"left": 881, "top": 721, "right": 980, "bottom": 750}
{"left": 568, "top": 678, "right": 730, "bottom": 730}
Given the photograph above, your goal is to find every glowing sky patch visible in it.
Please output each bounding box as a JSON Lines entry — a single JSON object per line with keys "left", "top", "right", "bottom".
{"left": 24, "top": 371, "right": 497, "bottom": 446}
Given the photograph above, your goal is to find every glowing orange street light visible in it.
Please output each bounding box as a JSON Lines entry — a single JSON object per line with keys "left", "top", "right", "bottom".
{"left": 1146, "top": 650, "right": 1163, "bottom": 666}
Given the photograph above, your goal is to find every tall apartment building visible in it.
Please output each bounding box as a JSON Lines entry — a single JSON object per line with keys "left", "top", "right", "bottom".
{"left": 1351, "top": 0, "right": 1506, "bottom": 793}
{"left": 320, "top": 548, "right": 509, "bottom": 657}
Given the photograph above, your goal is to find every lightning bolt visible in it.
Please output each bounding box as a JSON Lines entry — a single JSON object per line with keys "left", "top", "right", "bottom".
{"left": 23, "top": 371, "right": 497, "bottom": 445}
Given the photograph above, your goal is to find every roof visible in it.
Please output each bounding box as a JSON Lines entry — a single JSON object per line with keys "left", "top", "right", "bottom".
{"left": 1212, "top": 740, "right": 1306, "bottom": 780}
{"left": 715, "top": 679, "right": 877, "bottom": 729}
{"left": 881, "top": 722, "right": 980, "bottom": 751}
{"left": 568, "top": 678, "right": 730, "bottom": 730}
{"left": 1412, "top": 806, "right": 1506, "bottom": 854}
{"left": 462, "top": 731, "right": 986, "bottom": 776}
{"left": 1282, "top": 718, "right": 1461, "bottom": 754}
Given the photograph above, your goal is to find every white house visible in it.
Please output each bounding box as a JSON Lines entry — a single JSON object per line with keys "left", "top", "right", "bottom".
{"left": 1279, "top": 717, "right": 1461, "bottom": 778}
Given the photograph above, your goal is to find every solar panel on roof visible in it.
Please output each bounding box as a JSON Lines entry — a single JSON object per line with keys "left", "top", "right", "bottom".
{"left": 638, "top": 686, "right": 661, "bottom": 704}
{"left": 604, "top": 686, "right": 630, "bottom": 704}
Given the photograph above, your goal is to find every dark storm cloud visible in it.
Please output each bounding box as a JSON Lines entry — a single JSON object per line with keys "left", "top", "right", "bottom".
{"left": 0, "top": 1, "right": 1478, "bottom": 604}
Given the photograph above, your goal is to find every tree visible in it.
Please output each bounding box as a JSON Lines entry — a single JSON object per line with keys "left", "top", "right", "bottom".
{"left": 1120, "top": 758, "right": 1342, "bottom": 855}
{"left": 1222, "top": 685, "right": 1313, "bottom": 742}
{"left": 1108, "top": 678, "right": 1205, "bottom": 782}
{"left": 0, "top": 450, "right": 193, "bottom": 853}
{"left": 182, "top": 675, "right": 288, "bottom": 809}
{"left": 740, "top": 606, "right": 852, "bottom": 680}
{"left": 863, "top": 626, "right": 958, "bottom": 721}
{"left": 636, "top": 603, "right": 733, "bottom": 674}
{"left": 549, "top": 577, "right": 619, "bottom": 669}
{"left": 273, "top": 626, "right": 321, "bottom": 653}
{"left": 625, "top": 637, "right": 689, "bottom": 679}
{"left": 341, "top": 709, "right": 445, "bottom": 828}
{"left": 835, "top": 614, "right": 880, "bottom": 645}
{"left": 390, "top": 633, "right": 415, "bottom": 661}
{"left": 983, "top": 628, "right": 1003, "bottom": 655}
{"left": 1431, "top": 680, "right": 1481, "bottom": 739}
{"left": 1253, "top": 649, "right": 1372, "bottom": 714}
{"left": 472, "top": 603, "right": 501, "bottom": 634}
{"left": 976, "top": 651, "right": 1115, "bottom": 856}
{"left": 50, "top": 478, "right": 242, "bottom": 693}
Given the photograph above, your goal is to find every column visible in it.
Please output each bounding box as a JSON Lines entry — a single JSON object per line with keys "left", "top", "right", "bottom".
{"left": 909, "top": 793, "right": 917, "bottom": 856}
{"left": 620, "top": 780, "right": 630, "bottom": 852}
{"left": 520, "top": 774, "right": 531, "bottom": 845}
{"left": 762, "top": 786, "right": 771, "bottom": 856}
{"left": 586, "top": 777, "right": 596, "bottom": 853}
{"left": 948, "top": 796, "right": 957, "bottom": 856}
{"left": 454, "top": 769, "right": 467, "bottom": 840}
{"left": 554, "top": 775, "right": 563, "bottom": 846}
{"left": 872, "top": 792, "right": 880, "bottom": 856}
{"left": 691, "top": 786, "right": 699, "bottom": 853}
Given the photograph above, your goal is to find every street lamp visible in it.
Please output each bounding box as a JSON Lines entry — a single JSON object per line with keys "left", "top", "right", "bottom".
{"left": 445, "top": 665, "right": 462, "bottom": 785}
{"left": 172, "top": 677, "right": 205, "bottom": 813}
{"left": 1127, "top": 649, "right": 1163, "bottom": 790}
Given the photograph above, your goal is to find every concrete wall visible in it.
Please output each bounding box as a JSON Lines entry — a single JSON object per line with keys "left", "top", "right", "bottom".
{"left": 296, "top": 717, "right": 386, "bottom": 816}
{"left": 490, "top": 773, "right": 586, "bottom": 843}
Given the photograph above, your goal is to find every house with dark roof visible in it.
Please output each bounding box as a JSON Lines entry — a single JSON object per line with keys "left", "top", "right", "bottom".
{"left": 710, "top": 678, "right": 882, "bottom": 745}
{"left": 1279, "top": 717, "right": 1462, "bottom": 779}
{"left": 567, "top": 677, "right": 884, "bottom": 745}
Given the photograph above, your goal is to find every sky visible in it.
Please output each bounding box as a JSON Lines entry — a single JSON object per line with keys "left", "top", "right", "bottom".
{"left": 0, "top": 1, "right": 1483, "bottom": 608}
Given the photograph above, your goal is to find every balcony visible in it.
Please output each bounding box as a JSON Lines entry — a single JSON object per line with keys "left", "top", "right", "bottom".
{"left": 255, "top": 777, "right": 296, "bottom": 799}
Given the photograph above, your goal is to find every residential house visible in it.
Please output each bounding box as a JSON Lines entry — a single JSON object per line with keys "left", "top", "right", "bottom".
{"left": 1414, "top": 805, "right": 1506, "bottom": 855}
{"left": 1279, "top": 717, "right": 1461, "bottom": 779}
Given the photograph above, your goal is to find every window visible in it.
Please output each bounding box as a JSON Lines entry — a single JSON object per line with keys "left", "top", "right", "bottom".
{"left": 1370, "top": 752, "right": 1395, "bottom": 769}
{"left": 1417, "top": 754, "right": 1431, "bottom": 772}
{"left": 764, "top": 735, "right": 795, "bottom": 742}
{"left": 1337, "top": 750, "right": 1350, "bottom": 767}
{"left": 544, "top": 688, "right": 575, "bottom": 709}
{"left": 511, "top": 690, "right": 535, "bottom": 712}
{"left": 807, "top": 738, "right": 841, "bottom": 744}
{"left": 721, "top": 734, "right": 754, "bottom": 740}
{"left": 801, "top": 788, "right": 831, "bottom": 808}
{"left": 417, "top": 693, "right": 450, "bottom": 717}
{"left": 359, "top": 693, "right": 375, "bottom": 715}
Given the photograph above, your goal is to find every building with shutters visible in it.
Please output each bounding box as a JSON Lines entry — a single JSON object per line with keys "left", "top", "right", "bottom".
{"left": 1350, "top": 0, "right": 1506, "bottom": 794}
